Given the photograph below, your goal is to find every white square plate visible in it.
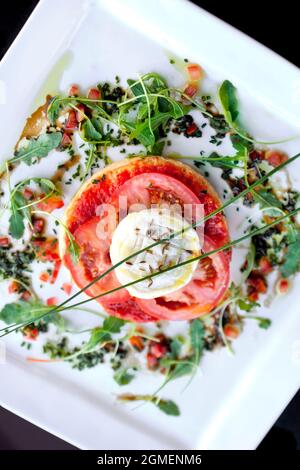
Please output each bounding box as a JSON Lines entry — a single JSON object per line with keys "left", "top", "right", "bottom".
{"left": 1, "top": 0, "right": 300, "bottom": 450}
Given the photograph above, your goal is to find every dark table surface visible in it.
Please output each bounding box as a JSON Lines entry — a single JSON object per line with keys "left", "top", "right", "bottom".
{"left": 0, "top": 0, "right": 299, "bottom": 450}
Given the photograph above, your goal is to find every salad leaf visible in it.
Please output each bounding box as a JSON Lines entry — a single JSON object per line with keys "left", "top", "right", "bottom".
{"left": 9, "top": 208, "right": 25, "bottom": 239}
{"left": 12, "top": 133, "right": 62, "bottom": 166}
{"left": 156, "top": 399, "right": 180, "bottom": 416}
{"left": 82, "top": 118, "right": 103, "bottom": 142}
{"left": 254, "top": 189, "right": 282, "bottom": 210}
{"left": 9, "top": 191, "right": 29, "bottom": 239}
{"left": 238, "top": 298, "right": 259, "bottom": 312}
{"left": 118, "top": 393, "right": 180, "bottom": 416}
{"left": 114, "top": 368, "right": 135, "bottom": 386}
{"left": 280, "top": 232, "right": 300, "bottom": 278}
{"left": 219, "top": 80, "right": 239, "bottom": 126}
{"left": 190, "top": 318, "right": 205, "bottom": 363}
{"left": 77, "top": 316, "right": 126, "bottom": 355}
{"left": 0, "top": 300, "right": 65, "bottom": 329}
{"left": 0, "top": 300, "right": 50, "bottom": 325}
{"left": 47, "top": 96, "right": 71, "bottom": 124}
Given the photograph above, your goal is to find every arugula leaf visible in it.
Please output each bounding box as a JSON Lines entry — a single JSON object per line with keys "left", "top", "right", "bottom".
{"left": 254, "top": 189, "right": 282, "bottom": 210}
{"left": 190, "top": 318, "right": 205, "bottom": 363}
{"left": 241, "top": 243, "right": 256, "bottom": 282}
{"left": 9, "top": 191, "right": 30, "bottom": 239}
{"left": 0, "top": 300, "right": 50, "bottom": 325}
{"left": 127, "top": 73, "right": 167, "bottom": 97}
{"left": 118, "top": 393, "right": 180, "bottom": 416}
{"left": 231, "top": 133, "right": 253, "bottom": 153}
{"left": 237, "top": 298, "right": 260, "bottom": 312}
{"left": 163, "top": 360, "right": 195, "bottom": 381}
{"left": 47, "top": 96, "right": 72, "bottom": 124}
{"left": 203, "top": 152, "right": 243, "bottom": 170}
{"left": 257, "top": 317, "right": 271, "bottom": 329}
{"left": 0, "top": 299, "right": 66, "bottom": 330}
{"left": 151, "top": 140, "right": 165, "bottom": 156}
{"left": 102, "top": 315, "right": 126, "bottom": 333}
{"left": 219, "top": 80, "right": 239, "bottom": 126}
{"left": 82, "top": 118, "right": 103, "bottom": 142}
{"left": 12, "top": 133, "right": 62, "bottom": 166}
{"left": 156, "top": 399, "right": 180, "bottom": 416}
{"left": 170, "top": 337, "right": 182, "bottom": 358}
{"left": 280, "top": 232, "right": 300, "bottom": 278}
{"left": 37, "top": 178, "right": 59, "bottom": 195}
{"left": 242, "top": 315, "right": 271, "bottom": 329}
{"left": 9, "top": 208, "right": 25, "bottom": 239}
{"left": 114, "top": 368, "right": 135, "bottom": 386}
{"left": 79, "top": 316, "right": 126, "bottom": 355}
{"left": 159, "top": 320, "right": 204, "bottom": 385}
{"left": 133, "top": 112, "right": 171, "bottom": 148}
{"left": 127, "top": 79, "right": 144, "bottom": 98}
{"left": 8, "top": 178, "right": 59, "bottom": 240}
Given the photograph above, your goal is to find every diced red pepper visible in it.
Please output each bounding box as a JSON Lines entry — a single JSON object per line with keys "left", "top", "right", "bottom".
{"left": 36, "top": 195, "right": 64, "bottom": 213}
{"left": 8, "top": 280, "right": 20, "bottom": 294}
{"left": 61, "top": 132, "right": 72, "bottom": 147}
{"left": 146, "top": 352, "right": 159, "bottom": 370}
{"left": 32, "top": 237, "right": 60, "bottom": 262}
{"left": 129, "top": 335, "right": 145, "bottom": 352}
{"left": 264, "top": 150, "right": 288, "bottom": 168}
{"left": 183, "top": 83, "right": 198, "bottom": 98}
{"left": 50, "top": 260, "right": 61, "bottom": 284}
{"left": 64, "top": 110, "right": 78, "bottom": 130}
{"left": 149, "top": 342, "right": 168, "bottom": 358}
{"left": 23, "top": 187, "right": 34, "bottom": 200}
{"left": 23, "top": 326, "right": 39, "bottom": 341}
{"left": 247, "top": 270, "right": 267, "bottom": 301}
{"left": 39, "top": 271, "right": 50, "bottom": 283}
{"left": 148, "top": 334, "right": 168, "bottom": 359}
{"left": 248, "top": 271, "right": 267, "bottom": 293}
{"left": 33, "top": 217, "right": 45, "bottom": 234}
{"left": 47, "top": 297, "right": 58, "bottom": 306}
{"left": 276, "top": 278, "right": 290, "bottom": 295}
{"left": 224, "top": 324, "right": 239, "bottom": 339}
{"left": 249, "top": 150, "right": 264, "bottom": 162}
{"left": 0, "top": 236, "right": 10, "bottom": 247}
{"left": 62, "top": 282, "right": 72, "bottom": 296}
{"left": 186, "top": 122, "right": 199, "bottom": 135}
{"left": 68, "top": 84, "right": 79, "bottom": 96}
{"left": 258, "top": 256, "right": 273, "bottom": 275}
{"left": 21, "top": 290, "right": 32, "bottom": 301}
{"left": 87, "top": 87, "right": 101, "bottom": 100}
{"left": 186, "top": 63, "right": 203, "bottom": 81}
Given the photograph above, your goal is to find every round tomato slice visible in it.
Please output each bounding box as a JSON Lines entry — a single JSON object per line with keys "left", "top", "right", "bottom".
{"left": 61, "top": 157, "right": 231, "bottom": 322}
{"left": 135, "top": 236, "right": 230, "bottom": 320}
{"left": 65, "top": 217, "right": 159, "bottom": 321}
{"left": 66, "top": 217, "right": 129, "bottom": 304}
{"left": 109, "top": 172, "right": 205, "bottom": 244}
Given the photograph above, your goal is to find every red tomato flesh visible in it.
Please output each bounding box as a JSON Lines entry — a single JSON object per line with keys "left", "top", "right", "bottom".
{"left": 63, "top": 158, "right": 230, "bottom": 322}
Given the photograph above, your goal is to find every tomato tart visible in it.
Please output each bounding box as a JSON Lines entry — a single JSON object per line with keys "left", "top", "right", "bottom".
{"left": 60, "top": 156, "right": 231, "bottom": 322}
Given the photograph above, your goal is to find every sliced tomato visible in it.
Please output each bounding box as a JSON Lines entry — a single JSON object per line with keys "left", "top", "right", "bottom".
{"left": 66, "top": 218, "right": 158, "bottom": 321}
{"left": 62, "top": 157, "right": 231, "bottom": 322}
{"left": 110, "top": 172, "right": 203, "bottom": 225}
{"left": 135, "top": 236, "right": 229, "bottom": 320}
{"left": 68, "top": 217, "right": 129, "bottom": 304}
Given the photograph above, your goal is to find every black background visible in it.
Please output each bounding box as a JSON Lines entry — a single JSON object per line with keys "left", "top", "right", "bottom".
{"left": 0, "top": 0, "right": 299, "bottom": 450}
